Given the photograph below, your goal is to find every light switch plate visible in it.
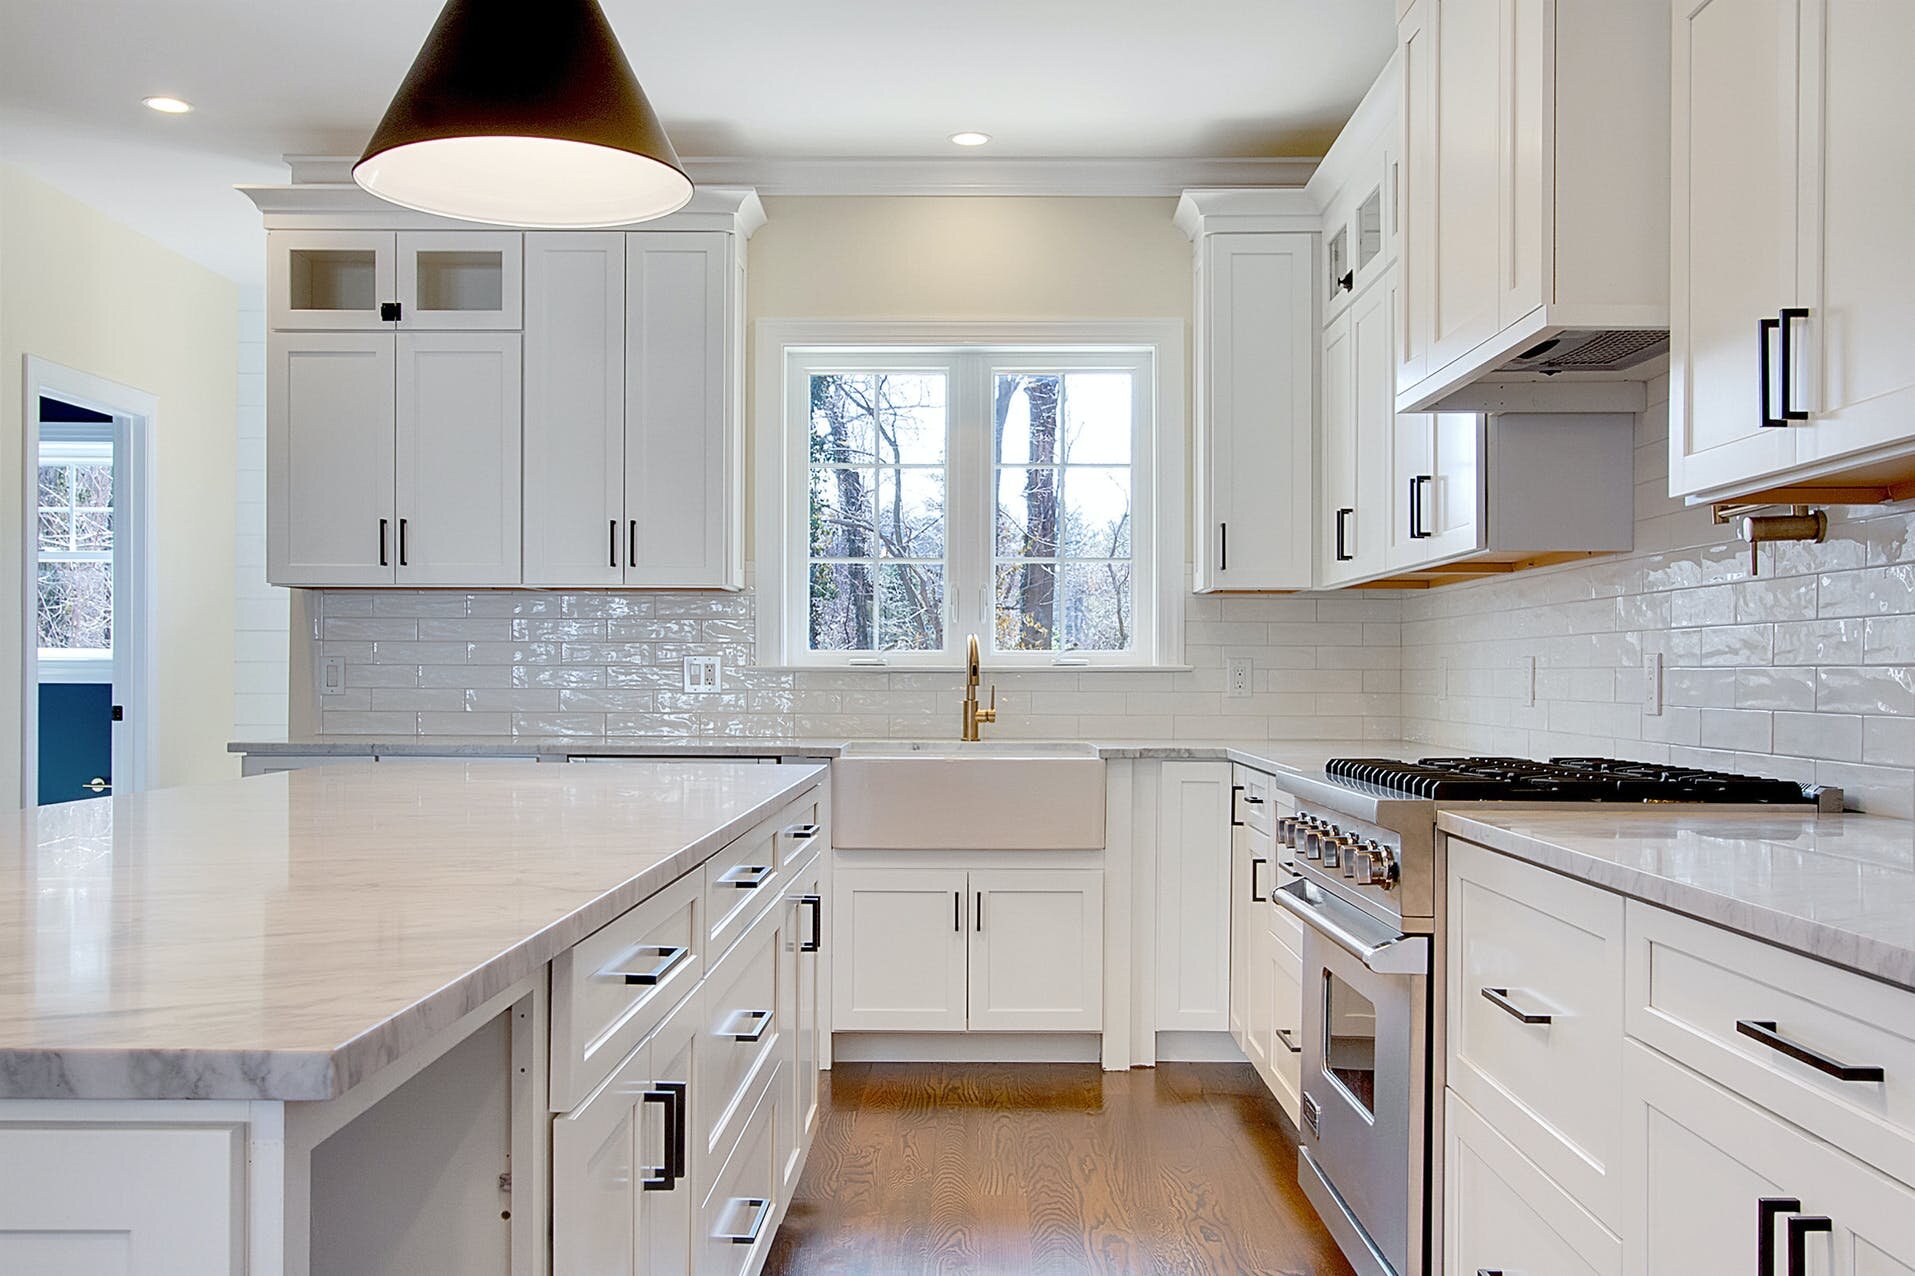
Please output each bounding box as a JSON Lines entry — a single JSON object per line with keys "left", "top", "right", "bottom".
{"left": 1226, "top": 656, "right": 1253, "bottom": 699}
{"left": 1644, "top": 651, "right": 1664, "bottom": 716}
{"left": 682, "top": 656, "right": 723, "bottom": 693}
{"left": 320, "top": 656, "right": 346, "bottom": 696}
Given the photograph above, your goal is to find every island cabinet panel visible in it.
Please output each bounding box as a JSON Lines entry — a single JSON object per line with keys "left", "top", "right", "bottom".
{"left": 0, "top": 1124, "right": 245, "bottom": 1274}
{"left": 696, "top": 1062, "right": 784, "bottom": 1276}
{"left": 779, "top": 849, "right": 826, "bottom": 1197}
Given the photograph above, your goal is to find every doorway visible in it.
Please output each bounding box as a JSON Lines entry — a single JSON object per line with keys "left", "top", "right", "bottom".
{"left": 20, "top": 358, "right": 154, "bottom": 806}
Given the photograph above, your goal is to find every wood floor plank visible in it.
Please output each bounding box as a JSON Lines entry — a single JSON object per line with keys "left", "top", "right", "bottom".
{"left": 763, "top": 1061, "right": 1357, "bottom": 1276}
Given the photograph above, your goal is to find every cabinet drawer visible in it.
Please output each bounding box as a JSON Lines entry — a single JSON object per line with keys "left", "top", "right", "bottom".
{"left": 1233, "top": 766, "right": 1276, "bottom": 835}
{"left": 705, "top": 793, "right": 817, "bottom": 960}
{"left": 696, "top": 1063, "right": 784, "bottom": 1276}
{"left": 1268, "top": 911, "right": 1302, "bottom": 1122}
{"left": 551, "top": 867, "right": 702, "bottom": 1111}
{"left": 695, "top": 902, "right": 782, "bottom": 1181}
{"left": 1447, "top": 837, "right": 1626, "bottom": 1226}
{"left": 1445, "top": 1090, "right": 1621, "bottom": 1276}
{"left": 1627, "top": 899, "right": 1915, "bottom": 1189}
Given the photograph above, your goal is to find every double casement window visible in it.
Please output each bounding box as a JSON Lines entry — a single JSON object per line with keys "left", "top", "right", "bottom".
{"left": 757, "top": 323, "right": 1184, "bottom": 669}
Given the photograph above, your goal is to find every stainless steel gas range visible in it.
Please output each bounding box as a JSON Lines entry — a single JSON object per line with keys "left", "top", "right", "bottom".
{"left": 1267, "top": 756, "right": 1840, "bottom": 1276}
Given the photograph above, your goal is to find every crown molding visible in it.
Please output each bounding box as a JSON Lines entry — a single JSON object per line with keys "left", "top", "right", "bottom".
{"left": 282, "top": 153, "right": 1318, "bottom": 199}
{"left": 241, "top": 173, "right": 765, "bottom": 236}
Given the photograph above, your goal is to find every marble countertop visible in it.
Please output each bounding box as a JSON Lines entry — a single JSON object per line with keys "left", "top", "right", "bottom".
{"left": 0, "top": 760, "right": 825, "bottom": 1102}
{"left": 229, "top": 734, "right": 1448, "bottom": 775}
{"left": 1439, "top": 808, "right": 1915, "bottom": 992}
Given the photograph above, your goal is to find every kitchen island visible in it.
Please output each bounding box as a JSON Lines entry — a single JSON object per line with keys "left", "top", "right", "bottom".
{"left": 0, "top": 759, "right": 829, "bottom": 1275}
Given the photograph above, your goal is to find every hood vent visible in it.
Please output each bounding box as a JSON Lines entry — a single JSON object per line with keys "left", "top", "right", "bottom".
{"left": 1504, "top": 329, "right": 1669, "bottom": 375}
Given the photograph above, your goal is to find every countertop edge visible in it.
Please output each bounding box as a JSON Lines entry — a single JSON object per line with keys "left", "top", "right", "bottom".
{"left": 1436, "top": 810, "right": 1915, "bottom": 995}
{"left": 0, "top": 764, "right": 829, "bottom": 1103}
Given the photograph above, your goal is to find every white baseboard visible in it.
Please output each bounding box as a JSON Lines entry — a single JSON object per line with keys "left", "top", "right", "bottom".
{"left": 1154, "top": 1031, "right": 1247, "bottom": 1063}
{"left": 830, "top": 1032, "right": 1102, "bottom": 1064}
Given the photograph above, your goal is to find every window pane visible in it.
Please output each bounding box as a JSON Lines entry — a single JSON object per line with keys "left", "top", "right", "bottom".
{"left": 995, "top": 467, "right": 1133, "bottom": 559}
{"left": 876, "top": 564, "right": 944, "bottom": 651}
{"left": 73, "top": 463, "right": 114, "bottom": 508}
{"left": 1061, "top": 372, "right": 1133, "bottom": 463}
{"left": 809, "top": 467, "right": 875, "bottom": 558}
{"left": 995, "top": 561, "right": 1132, "bottom": 653}
{"left": 995, "top": 372, "right": 1132, "bottom": 465}
{"left": 74, "top": 508, "right": 113, "bottom": 552}
{"left": 877, "top": 468, "right": 944, "bottom": 559}
{"left": 39, "top": 464, "right": 69, "bottom": 507}
{"left": 811, "top": 373, "right": 945, "bottom": 465}
{"left": 38, "top": 509, "right": 69, "bottom": 552}
{"left": 38, "top": 560, "right": 112, "bottom": 651}
{"left": 809, "top": 561, "right": 874, "bottom": 651}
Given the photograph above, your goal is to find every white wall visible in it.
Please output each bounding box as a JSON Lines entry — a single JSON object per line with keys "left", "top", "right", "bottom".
{"left": 232, "top": 294, "right": 288, "bottom": 740}
{"left": 0, "top": 164, "right": 239, "bottom": 803}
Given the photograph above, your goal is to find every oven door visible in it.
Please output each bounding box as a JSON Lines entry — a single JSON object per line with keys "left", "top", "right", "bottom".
{"left": 1274, "top": 877, "right": 1428, "bottom": 1276}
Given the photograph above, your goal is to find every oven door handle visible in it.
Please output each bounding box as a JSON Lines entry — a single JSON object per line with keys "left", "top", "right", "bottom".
{"left": 1273, "top": 878, "right": 1428, "bottom": 976}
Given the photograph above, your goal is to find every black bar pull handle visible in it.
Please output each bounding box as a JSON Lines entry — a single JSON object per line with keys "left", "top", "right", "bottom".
{"left": 379, "top": 517, "right": 389, "bottom": 567}
{"left": 954, "top": 890, "right": 961, "bottom": 932}
{"left": 1736, "top": 1018, "right": 1885, "bottom": 1082}
{"left": 1230, "top": 783, "right": 1246, "bottom": 827}
{"left": 1787, "top": 1215, "right": 1832, "bottom": 1276}
{"left": 1760, "top": 315, "right": 1785, "bottom": 427}
{"left": 799, "top": 893, "right": 823, "bottom": 952}
{"left": 975, "top": 890, "right": 983, "bottom": 932}
{"left": 1250, "top": 856, "right": 1267, "bottom": 903}
{"left": 1219, "top": 521, "right": 1228, "bottom": 572}
{"left": 398, "top": 517, "right": 409, "bottom": 566}
{"left": 1276, "top": 1027, "right": 1302, "bottom": 1054}
{"left": 628, "top": 518, "right": 637, "bottom": 568}
{"left": 640, "top": 1081, "right": 687, "bottom": 1190}
{"left": 1411, "top": 475, "right": 1433, "bottom": 539}
{"left": 1335, "top": 508, "right": 1354, "bottom": 562}
{"left": 609, "top": 518, "right": 618, "bottom": 568}
{"left": 1779, "top": 307, "right": 1810, "bottom": 422}
{"left": 1482, "top": 986, "right": 1552, "bottom": 1025}
{"left": 1759, "top": 1198, "right": 1803, "bottom": 1276}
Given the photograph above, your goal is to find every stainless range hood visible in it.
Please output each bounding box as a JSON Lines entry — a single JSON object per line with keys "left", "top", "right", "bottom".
{"left": 1502, "top": 328, "right": 1670, "bottom": 376}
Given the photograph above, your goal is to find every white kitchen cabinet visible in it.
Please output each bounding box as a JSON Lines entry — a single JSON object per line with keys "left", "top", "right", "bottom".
{"left": 832, "top": 866, "right": 1103, "bottom": 1034}
{"left": 1624, "top": 1040, "right": 1915, "bottom": 1276}
{"left": 269, "top": 230, "right": 520, "bottom": 331}
{"left": 1670, "top": 0, "right": 1915, "bottom": 501}
{"left": 968, "top": 869, "right": 1104, "bottom": 1032}
{"left": 1250, "top": 904, "right": 1303, "bottom": 1125}
{"left": 523, "top": 232, "right": 626, "bottom": 587}
{"left": 1312, "top": 59, "right": 1400, "bottom": 329}
{"left": 1386, "top": 402, "right": 1481, "bottom": 569}
{"left": 552, "top": 985, "right": 698, "bottom": 1276}
{"left": 831, "top": 867, "right": 969, "bottom": 1032}
{"left": 1445, "top": 1090, "right": 1620, "bottom": 1276}
{"left": 0, "top": 1124, "right": 246, "bottom": 1275}
{"left": 1319, "top": 279, "right": 1395, "bottom": 585}
{"left": 1228, "top": 822, "right": 1260, "bottom": 1049}
{"left": 1176, "top": 193, "right": 1319, "bottom": 592}
{"left": 1156, "top": 762, "right": 1232, "bottom": 1032}
{"left": 779, "top": 855, "right": 825, "bottom": 1196}
{"left": 1395, "top": 0, "right": 1670, "bottom": 412}
{"left": 268, "top": 332, "right": 397, "bottom": 586}
{"left": 625, "top": 232, "right": 741, "bottom": 589}
{"left": 394, "top": 332, "right": 522, "bottom": 586}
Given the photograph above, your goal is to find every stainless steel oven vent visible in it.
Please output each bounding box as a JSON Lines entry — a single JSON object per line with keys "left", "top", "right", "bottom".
{"left": 1503, "top": 328, "right": 1669, "bottom": 374}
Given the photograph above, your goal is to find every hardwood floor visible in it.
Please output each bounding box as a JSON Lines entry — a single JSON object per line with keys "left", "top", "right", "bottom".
{"left": 763, "top": 1061, "right": 1356, "bottom": 1276}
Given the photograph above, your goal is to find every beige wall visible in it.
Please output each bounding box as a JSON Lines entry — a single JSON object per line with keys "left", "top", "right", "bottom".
{"left": 1, "top": 164, "right": 239, "bottom": 804}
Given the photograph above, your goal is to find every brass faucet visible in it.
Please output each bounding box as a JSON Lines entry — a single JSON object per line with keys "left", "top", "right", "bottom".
{"left": 961, "top": 634, "right": 997, "bottom": 742}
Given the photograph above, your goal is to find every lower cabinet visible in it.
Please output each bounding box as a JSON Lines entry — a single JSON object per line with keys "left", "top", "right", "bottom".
{"left": 1445, "top": 1090, "right": 1619, "bottom": 1276}
{"left": 551, "top": 788, "right": 828, "bottom": 1276}
{"left": 832, "top": 866, "right": 1103, "bottom": 1033}
{"left": 1244, "top": 902, "right": 1303, "bottom": 1124}
{"left": 1624, "top": 1040, "right": 1915, "bottom": 1276}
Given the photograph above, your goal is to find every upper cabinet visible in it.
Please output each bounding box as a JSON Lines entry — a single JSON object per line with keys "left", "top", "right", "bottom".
{"left": 1396, "top": 0, "right": 1671, "bottom": 413}
{"left": 248, "top": 183, "right": 764, "bottom": 590}
{"left": 270, "top": 231, "right": 521, "bottom": 331}
{"left": 1176, "top": 192, "right": 1319, "bottom": 593}
{"left": 1669, "top": 0, "right": 1915, "bottom": 503}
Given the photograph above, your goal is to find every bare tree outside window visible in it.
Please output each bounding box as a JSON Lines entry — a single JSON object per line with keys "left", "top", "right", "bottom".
{"left": 37, "top": 451, "right": 114, "bottom": 654}
{"left": 807, "top": 372, "right": 947, "bottom": 652}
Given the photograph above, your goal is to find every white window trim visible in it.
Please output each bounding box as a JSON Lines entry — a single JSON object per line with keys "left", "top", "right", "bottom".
{"left": 754, "top": 319, "right": 1185, "bottom": 670}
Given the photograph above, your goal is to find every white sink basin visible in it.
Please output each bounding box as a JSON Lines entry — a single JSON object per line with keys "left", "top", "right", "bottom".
{"left": 833, "top": 741, "right": 1106, "bottom": 850}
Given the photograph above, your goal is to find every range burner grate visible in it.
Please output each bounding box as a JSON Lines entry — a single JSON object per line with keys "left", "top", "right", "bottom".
{"left": 1324, "top": 755, "right": 1824, "bottom": 804}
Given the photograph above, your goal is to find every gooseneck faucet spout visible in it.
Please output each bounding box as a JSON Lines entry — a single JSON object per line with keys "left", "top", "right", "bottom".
{"left": 961, "top": 634, "right": 997, "bottom": 742}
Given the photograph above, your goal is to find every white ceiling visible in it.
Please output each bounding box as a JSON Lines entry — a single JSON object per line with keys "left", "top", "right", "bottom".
{"left": 0, "top": 0, "right": 1395, "bottom": 285}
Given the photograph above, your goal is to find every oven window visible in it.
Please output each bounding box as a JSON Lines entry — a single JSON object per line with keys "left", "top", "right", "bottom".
{"left": 1323, "top": 970, "right": 1378, "bottom": 1116}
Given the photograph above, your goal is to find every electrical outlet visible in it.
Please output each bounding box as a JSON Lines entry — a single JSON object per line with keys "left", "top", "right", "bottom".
{"left": 682, "top": 656, "right": 722, "bottom": 693}
{"left": 1226, "top": 656, "right": 1253, "bottom": 699}
{"left": 320, "top": 656, "right": 346, "bottom": 697}
{"left": 1521, "top": 655, "right": 1537, "bottom": 707}
{"left": 1644, "top": 651, "right": 1664, "bottom": 716}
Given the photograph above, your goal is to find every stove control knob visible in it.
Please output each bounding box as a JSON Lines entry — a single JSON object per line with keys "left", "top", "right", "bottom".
{"left": 1276, "top": 816, "right": 1296, "bottom": 847}
{"left": 1355, "top": 846, "right": 1399, "bottom": 890}
{"left": 1321, "top": 836, "right": 1344, "bottom": 870}
{"left": 1302, "top": 824, "right": 1324, "bottom": 860}
{"left": 1341, "top": 838, "right": 1363, "bottom": 878}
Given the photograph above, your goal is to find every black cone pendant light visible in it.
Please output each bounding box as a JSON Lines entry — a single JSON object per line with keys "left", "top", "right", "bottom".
{"left": 354, "top": 0, "right": 692, "bottom": 227}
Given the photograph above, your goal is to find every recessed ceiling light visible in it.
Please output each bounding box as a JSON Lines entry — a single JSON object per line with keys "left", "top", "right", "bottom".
{"left": 949, "top": 131, "right": 991, "bottom": 147}
{"left": 142, "top": 96, "right": 194, "bottom": 114}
